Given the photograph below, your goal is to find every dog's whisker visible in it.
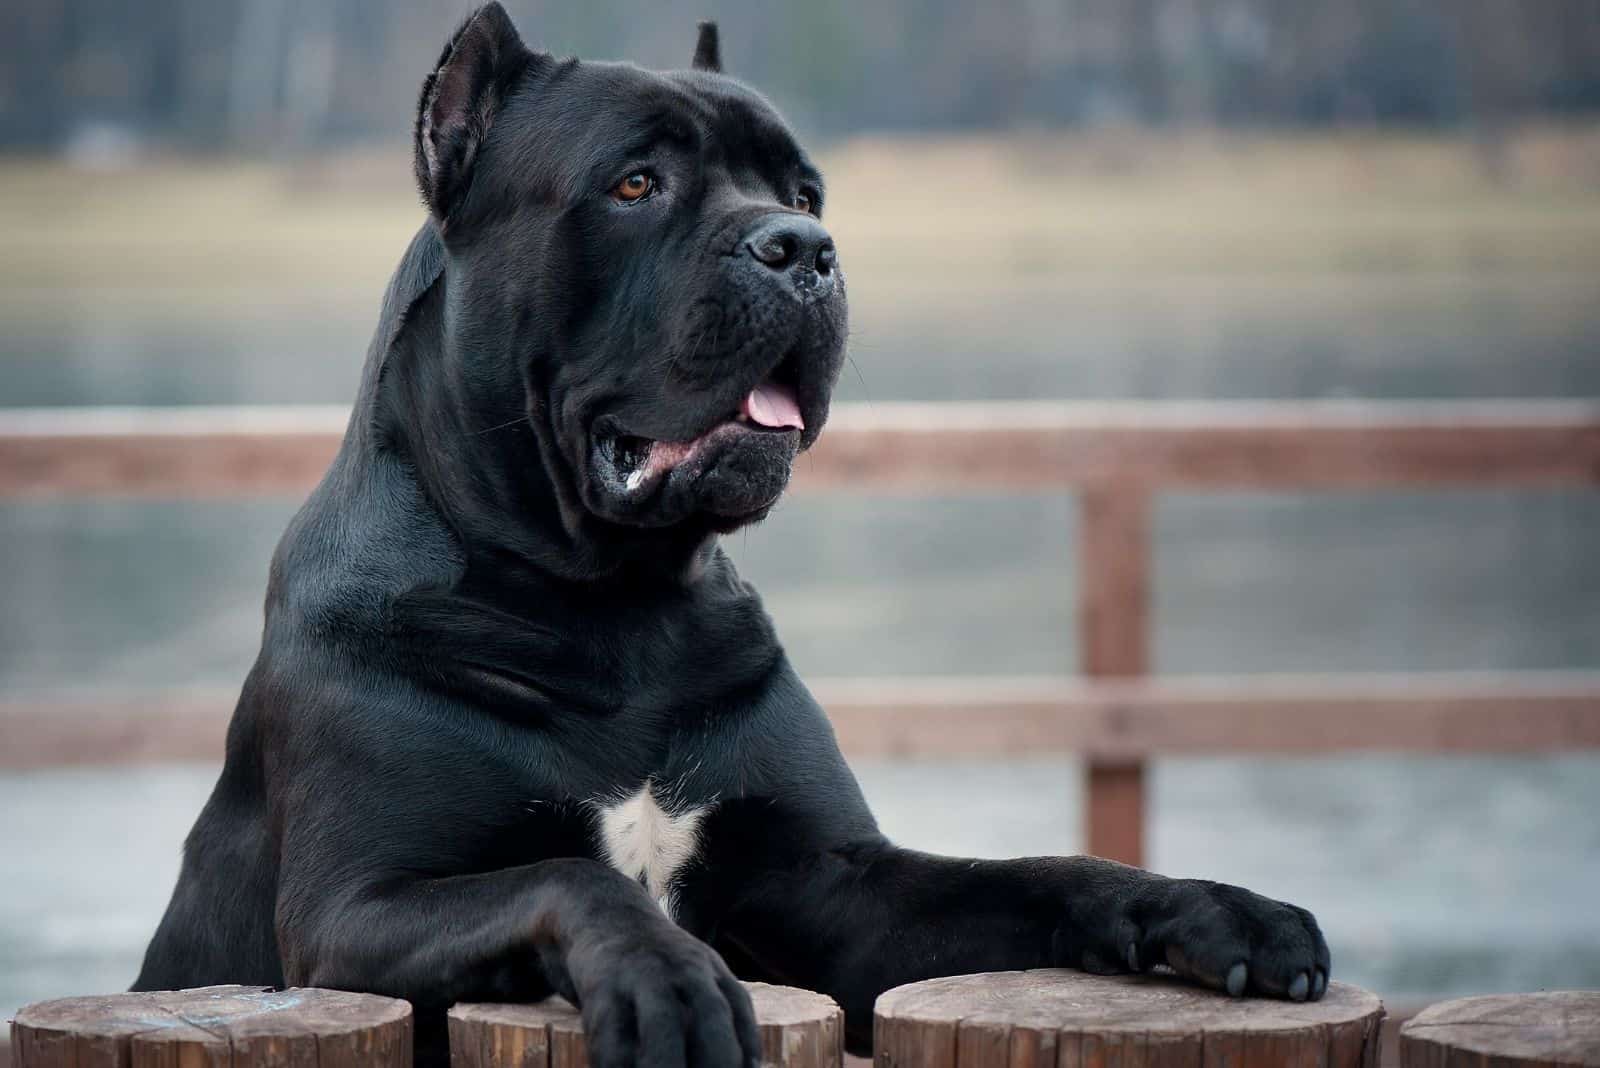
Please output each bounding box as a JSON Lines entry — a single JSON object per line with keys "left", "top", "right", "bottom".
{"left": 472, "top": 416, "right": 527, "bottom": 436}
{"left": 845, "top": 352, "right": 872, "bottom": 406}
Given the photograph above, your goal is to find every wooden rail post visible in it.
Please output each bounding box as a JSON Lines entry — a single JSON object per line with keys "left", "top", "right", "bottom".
{"left": 875, "top": 970, "right": 1384, "bottom": 1068}
{"left": 1078, "top": 483, "right": 1150, "bottom": 867}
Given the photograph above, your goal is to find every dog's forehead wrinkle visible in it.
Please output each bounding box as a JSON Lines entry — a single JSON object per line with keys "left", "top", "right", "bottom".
{"left": 708, "top": 110, "right": 803, "bottom": 184}
{"left": 562, "top": 60, "right": 714, "bottom": 124}
{"left": 494, "top": 62, "right": 805, "bottom": 215}
{"left": 604, "top": 64, "right": 801, "bottom": 181}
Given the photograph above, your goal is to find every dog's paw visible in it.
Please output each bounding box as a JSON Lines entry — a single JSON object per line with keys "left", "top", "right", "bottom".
{"left": 1107, "top": 880, "right": 1330, "bottom": 1001}
{"left": 576, "top": 927, "right": 760, "bottom": 1068}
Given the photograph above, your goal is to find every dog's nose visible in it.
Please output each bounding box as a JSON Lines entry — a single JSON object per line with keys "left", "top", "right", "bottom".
{"left": 743, "top": 214, "right": 837, "bottom": 295}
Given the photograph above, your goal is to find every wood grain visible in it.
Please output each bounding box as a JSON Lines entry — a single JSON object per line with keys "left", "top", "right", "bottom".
{"left": 4, "top": 401, "right": 1598, "bottom": 498}
{"left": 875, "top": 971, "right": 1383, "bottom": 1068}
{"left": 1399, "top": 992, "right": 1600, "bottom": 1068}
{"left": 449, "top": 983, "right": 842, "bottom": 1068}
{"left": 10, "top": 986, "right": 412, "bottom": 1068}
{"left": 1077, "top": 484, "right": 1151, "bottom": 865}
{"left": 5, "top": 673, "right": 1597, "bottom": 772}
{"left": 1083, "top": 762, "right": 1146, "bottom": 868}
{"left": 812, "top": 673, "right": 1600, "bottom": 759}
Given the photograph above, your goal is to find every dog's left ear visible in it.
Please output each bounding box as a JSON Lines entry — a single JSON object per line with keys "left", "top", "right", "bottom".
{"left": 692, "top": 21, "right": 721, "bottom": 73}
{"left": 414, "top": 2, "right": 531, "bottom": 222}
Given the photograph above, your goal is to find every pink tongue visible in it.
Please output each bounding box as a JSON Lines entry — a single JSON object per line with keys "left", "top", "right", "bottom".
{"left": 741, "top": 382, "right": 805, "bottom": 430}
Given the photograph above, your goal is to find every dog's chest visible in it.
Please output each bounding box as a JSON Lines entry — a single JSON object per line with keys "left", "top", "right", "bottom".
{"left": 592, "top": 783, "right": 707, "bottom": 919}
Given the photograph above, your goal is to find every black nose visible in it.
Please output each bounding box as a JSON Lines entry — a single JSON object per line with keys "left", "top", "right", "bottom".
{"left": 743, "top": 214, "right": 838, "bottom": 293}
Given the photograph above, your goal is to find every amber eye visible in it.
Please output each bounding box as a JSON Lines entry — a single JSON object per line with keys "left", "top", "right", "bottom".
{"left": 794, "top": 190, "right": 814, "bottom": 214}
{"left": 612, "top": 172, "right": 655, "bottom": 203}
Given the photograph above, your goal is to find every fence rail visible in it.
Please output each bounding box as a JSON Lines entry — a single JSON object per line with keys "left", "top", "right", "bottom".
{"left": 3, "top": 400, "right": 1599, "bottom": 496}
{"left": 4, "top": 400, "right": 1599, "bottom": 866}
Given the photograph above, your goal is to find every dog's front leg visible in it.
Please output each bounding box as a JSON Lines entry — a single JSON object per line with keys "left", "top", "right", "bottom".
{"left": 279, "top": 857, "right": 760, "bottom": 1068}
{"left": 718, "top": 844, "right": 1329, "bottom": 1054}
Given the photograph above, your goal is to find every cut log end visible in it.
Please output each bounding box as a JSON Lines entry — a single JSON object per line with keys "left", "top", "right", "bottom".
{"left": 448, "top": 982, "right": 843, "bottom": 1068}
{"left": 10, "top": 986, "right": 413, "bottom": 1068}
{"left": 1399, "top": 991, "right": 1600, "bottom": 1068}
{"left": 874, "top": 970, "right": 1385, "bottom": 1068}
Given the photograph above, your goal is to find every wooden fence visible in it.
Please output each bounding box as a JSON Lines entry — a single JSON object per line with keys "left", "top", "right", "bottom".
{"left": 3, "top": 400, "right": 1599, "bottom": 866}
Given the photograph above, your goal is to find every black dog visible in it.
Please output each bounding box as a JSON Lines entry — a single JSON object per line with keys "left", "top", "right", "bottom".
{"left": 136, "top": 7, "right": 1330, "bottom": 1065}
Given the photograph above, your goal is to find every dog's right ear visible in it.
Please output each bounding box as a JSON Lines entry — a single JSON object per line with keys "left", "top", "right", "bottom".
{"left": 692, "top": 22, "right": 721, "bottom": 72}
{"left": 414, "top": 2, "right": 530, "bottom": 223}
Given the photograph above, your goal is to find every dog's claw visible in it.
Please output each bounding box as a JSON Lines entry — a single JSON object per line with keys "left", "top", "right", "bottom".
{"left": 1288, "top": 972, "right": 1310, "bottom": 1001}
{"left": 1313, "top": 969, "right": 1328, "bottom": 999}
{"left": 1226, "top": 962, "right": 1248, "bottom": 997}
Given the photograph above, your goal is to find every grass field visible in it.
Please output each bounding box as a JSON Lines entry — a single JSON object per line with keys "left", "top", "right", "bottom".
{"left": 3, "top": 124, "right": 1599, "bottom": 294}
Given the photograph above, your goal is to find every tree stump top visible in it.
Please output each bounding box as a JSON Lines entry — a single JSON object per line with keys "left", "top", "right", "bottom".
{"left": 1400, "top": 992, "right": 1600, "bottom": 1068}
{"left": 449, "top": 982, "right": 842, "bottom": 1068}
{"left": 11, "top": 985, "right": 413, "bottom": 1068}
{"left": 875, "top": 970, "right": 1384, "bottom": 1068}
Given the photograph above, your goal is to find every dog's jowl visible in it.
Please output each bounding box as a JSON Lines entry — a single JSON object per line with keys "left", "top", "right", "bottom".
{"left": 134, "top": 7, "right": 1330, "bottom": 1067}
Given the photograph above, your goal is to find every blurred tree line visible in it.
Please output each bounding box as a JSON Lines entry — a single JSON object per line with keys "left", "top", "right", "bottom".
{"left": 2, "top": 0, "right": 1598, "bottom": 152}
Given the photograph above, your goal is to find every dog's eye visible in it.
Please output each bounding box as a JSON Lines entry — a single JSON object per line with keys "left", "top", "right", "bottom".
{"left": 612, "top": 172, "right": 656, "bottom": 203}
{"left": 794, "top": 190, "right": 815, "bottom": 214}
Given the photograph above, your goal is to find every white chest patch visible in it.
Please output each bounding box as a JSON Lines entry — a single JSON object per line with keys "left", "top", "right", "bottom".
{"left": 593, "top": 783, "right": 707, "bottom": 920}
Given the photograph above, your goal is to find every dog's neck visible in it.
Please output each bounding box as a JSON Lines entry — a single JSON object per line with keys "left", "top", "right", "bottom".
{"left": 358, "top": 224, "right": 718, "bottom": 589}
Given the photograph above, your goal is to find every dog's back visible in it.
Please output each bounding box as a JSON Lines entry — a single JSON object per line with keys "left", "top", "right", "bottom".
{"left": 134, "top": 225, "right": 449, "bottom": 991}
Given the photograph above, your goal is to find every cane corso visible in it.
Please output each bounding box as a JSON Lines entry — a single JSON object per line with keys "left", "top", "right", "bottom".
{"left": 136, "top": 7, "right": 1330, "bottom": 1064}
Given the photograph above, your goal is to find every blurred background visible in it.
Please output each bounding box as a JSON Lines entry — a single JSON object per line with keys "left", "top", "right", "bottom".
{"left": 2, "top": 0, "right": 1599, "bottom": 1041}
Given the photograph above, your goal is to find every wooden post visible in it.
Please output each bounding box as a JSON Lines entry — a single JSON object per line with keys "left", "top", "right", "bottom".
{"left": 1078, "top": 483, "right": 1150, "bottom": 867}
{"left": 10, "top": 986, "right": 412, "bottom": 1068}
{"left": 449, "top": 983, "right": 843, "bottom": 1068}
{"left": 875, "top": 970, "right": 1384, "bottom": 1068}
{"left": 1400, "top": 992, "right": 1600, "bottom": 1068}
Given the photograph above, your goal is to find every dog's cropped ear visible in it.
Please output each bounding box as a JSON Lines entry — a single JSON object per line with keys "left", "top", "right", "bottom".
{"left": 414, "top": 2, "right": 531, "bottom": 222}
{"left": 692, "top": 21, "right": 721, "bottom": 73}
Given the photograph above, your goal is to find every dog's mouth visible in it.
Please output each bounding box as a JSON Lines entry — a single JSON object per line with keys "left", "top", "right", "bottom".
{"left": 583, "top": 333, "right": 837, "bottom": 528}
{"left": 607, "top": 380, "right": 803, "bottom": 490}
{"left": 584, "top": 338, "right": 840, "bottom": 528}
{"left": 591, "top": 371, "right": 806, "bottom": 523}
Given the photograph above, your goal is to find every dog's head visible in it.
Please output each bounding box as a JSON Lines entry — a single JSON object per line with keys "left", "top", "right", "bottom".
{"left": 412, "top": 5, "right": 846, "bottom": 542}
